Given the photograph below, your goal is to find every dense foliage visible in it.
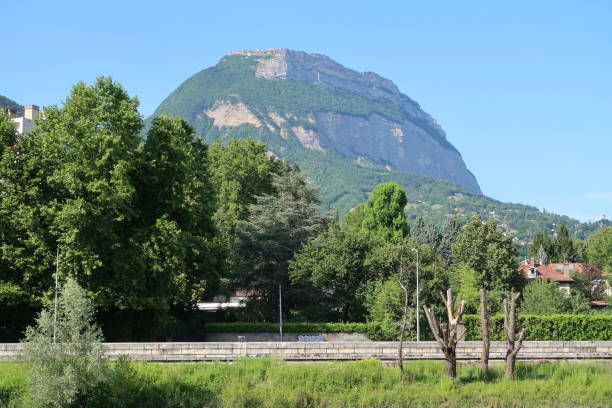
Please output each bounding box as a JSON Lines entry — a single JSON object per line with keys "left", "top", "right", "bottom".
{"left": 587, "top": 226, "right": 612, "bottom": 274}
{"left": 452, "top": 215, "right": 522, "bottom": 291}
{"left": 521, "top": 279, "right": 591, "bottom": 315}
{"left": 231, "top": 169, "right": 329, "bottom": 320}
{"left": 21, "top": 278, "right": 108, "bottom": 407}
{"left": 463, "top": 314, "right": 612, "bottom": 341}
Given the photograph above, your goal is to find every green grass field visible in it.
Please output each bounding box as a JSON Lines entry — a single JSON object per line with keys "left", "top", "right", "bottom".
{"left": 1, "top": 359, "right": 611, "bottom": 407}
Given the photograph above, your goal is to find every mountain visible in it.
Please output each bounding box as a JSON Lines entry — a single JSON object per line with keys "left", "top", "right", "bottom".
{"left": 148, "top": 48, "right": 606, "bottom": 245}
{"left": 0, "top": 95, "right": 23, "bottom": 116}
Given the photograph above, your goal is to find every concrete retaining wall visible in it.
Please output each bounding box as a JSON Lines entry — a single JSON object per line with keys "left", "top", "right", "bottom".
{"left": 1, "top": 341, "right": 611, "bottom": 362}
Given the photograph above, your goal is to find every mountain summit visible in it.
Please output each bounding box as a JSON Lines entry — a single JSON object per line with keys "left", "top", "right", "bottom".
{"left": 144, "top": 49, "right": 603, "bottom": 242}
{"left": 151, "top": 48, "right": 481, "bottom": 196}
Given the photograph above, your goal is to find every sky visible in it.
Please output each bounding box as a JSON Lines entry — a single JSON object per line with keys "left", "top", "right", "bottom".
{"left": 2, "top": 0, "right": 611, "bottom": 222}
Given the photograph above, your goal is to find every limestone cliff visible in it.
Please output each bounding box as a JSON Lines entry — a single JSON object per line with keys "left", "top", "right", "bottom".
{"left": 226, "top": 49, "right": 480, "bottom": 193}
{"left": 151, "top": 48, "right": 481, "bottom": 194}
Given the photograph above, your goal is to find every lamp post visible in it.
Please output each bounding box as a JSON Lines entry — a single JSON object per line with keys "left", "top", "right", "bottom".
{"left": 279, "top": 284, "right": 283, "bottom": 342}
{"left": 411, "top": 247, "right": 420, "bottom": 342}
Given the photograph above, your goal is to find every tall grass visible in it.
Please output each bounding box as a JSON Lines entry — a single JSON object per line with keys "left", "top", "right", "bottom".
{"left": 0, "top": 359, "right": 610, "bottom": 407}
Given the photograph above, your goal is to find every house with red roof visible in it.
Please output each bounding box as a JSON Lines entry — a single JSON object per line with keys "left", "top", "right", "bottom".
{"left": 517, "top": 262, "right": 575, "bottom": 294}
{"left": 517, "top": 261, "right": 610, "bottom": 300}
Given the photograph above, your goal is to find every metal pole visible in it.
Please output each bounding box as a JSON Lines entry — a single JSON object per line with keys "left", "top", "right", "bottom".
{"left": 53, "top": 247, "right": 59, "bottom": 343}
{"left": 279, "top": 284, "right": 283, "bottom": 342}
{"left": 416, "top": 249, "right": 420, "bottom": 342}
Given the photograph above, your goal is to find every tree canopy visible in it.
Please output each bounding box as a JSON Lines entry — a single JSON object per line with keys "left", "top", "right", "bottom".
{"left": 358, "top": 182, "right": 409, "bottom": 242}
{"left": 452, "top": 215, "right": 522, "bottom": 291}
{"left": 588, "top": 226, "right": 612, "bottom": 274}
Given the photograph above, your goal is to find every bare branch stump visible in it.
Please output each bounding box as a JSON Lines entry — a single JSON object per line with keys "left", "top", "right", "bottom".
{"left": 503, "top": 289, "right": 525, "bottom": 379}
{"left": 480, "top": 288, "right": 490, "bottom": 382}
{"left": 423, "top": 288, "right": 466, "bottom": 379}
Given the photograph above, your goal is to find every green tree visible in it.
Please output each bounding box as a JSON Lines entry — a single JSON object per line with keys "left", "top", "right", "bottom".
{"left": 359, "top": 182, "right": 409, "bottom": 242}
{"left": 438, "top": 216, "right": 462, "bottom": 265}
{"left": 528, "top": 231, "right": 555, "bottom": 263}
{"left": 521, "top": 278, "right": 591, "bottom": 315}
{"left": 456, "top": 264, "right": 480, "bottom": 314}
{"left": 208, "top": 139, "right": 280, "bottom": 243}
{"left": 290, "top": 223, "right": 378, "bottom": 321}
{"left": 0, "top": 79, "right": 220, "bottom": 340}
{"left": 571, "top": 238, "right": 588, "bottom": 263}
{"left": 233, "top": 168, "right": 329, "bottom": 319}
{"left": 554, "top": 224, "right": 577, "bottom": 262}
{"left": 588, "top": 226, "right": 612, "bottom": 274}
{"left": 22, "top": 277, "right": 107, "bottom": 407}
{"left": 452, "top": 215, "right": 522, "bottom": 291}
{"left": 133, "top": 115, "right": 221, "bottom": 311}
{"left": 410, "top": 216, "right": 441, "bottom": 252}
{"left": 0, "top": 112, "right": 17, "bottom": 147}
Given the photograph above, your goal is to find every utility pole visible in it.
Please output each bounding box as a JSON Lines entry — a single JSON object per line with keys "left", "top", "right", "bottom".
{"left": 411, "top": 247, "right": 420, "bottom": 342}
{"left": 53, "top": 247, "right": 59, "bottom": 343}
{"left": 278, "top": 284, "right": 283, "bottom": 342}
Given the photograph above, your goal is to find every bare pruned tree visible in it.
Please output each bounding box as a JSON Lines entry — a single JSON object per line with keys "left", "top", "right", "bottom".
{"left": 397, "top": 253, "right": 411, "bottom": 372}
{"left": 503, "top": 289, "right": 525, "bottom": 379}
{"left": 479, "top": 288, "right": 490, "bottom": 381}
{"left": 423, "top": 288, "right": 466, "bottom": 378}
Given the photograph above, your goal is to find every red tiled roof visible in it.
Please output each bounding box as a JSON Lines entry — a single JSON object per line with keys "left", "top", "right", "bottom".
{"left": 517, "top": 264, "right": 574, "bottom": 282}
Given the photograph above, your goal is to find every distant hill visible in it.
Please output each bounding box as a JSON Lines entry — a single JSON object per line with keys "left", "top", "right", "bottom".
{"left": 0, "top": 95, "right": 23, "bottom": 116}
{"left": 147, "top": 49, "right": 607, "bottom": 246}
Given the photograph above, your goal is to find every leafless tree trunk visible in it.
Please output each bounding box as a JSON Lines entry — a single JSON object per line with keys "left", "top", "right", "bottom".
{"left": 479, "top": 288, "right": 490, "bottom": 382}
{"left": 503, "top": 290, "right": 525, "bottom": 379}
{"left": 397, "top": 253, "right": 410, "bottom": 372}
{"left": 423, "top": 288, "right": 466, "bottom": 378}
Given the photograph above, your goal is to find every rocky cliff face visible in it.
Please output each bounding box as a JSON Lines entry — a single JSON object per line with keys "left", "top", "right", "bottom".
{"left": 225, "top": 49, "right": 481, "bottom": 193}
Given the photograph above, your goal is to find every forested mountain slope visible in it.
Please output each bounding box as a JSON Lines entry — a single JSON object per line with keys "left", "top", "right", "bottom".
{"left": 148, "top": 49, "right": 607, "bottom": 244}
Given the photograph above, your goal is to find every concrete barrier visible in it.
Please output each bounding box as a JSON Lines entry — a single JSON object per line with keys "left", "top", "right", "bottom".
{"left": 1, "top": 341, "right": 611, "bottom": 362}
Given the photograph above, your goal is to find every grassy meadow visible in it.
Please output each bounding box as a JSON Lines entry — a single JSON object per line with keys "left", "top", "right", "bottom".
{"left": 0, "top": 359, "right": 610, "bottom": 407}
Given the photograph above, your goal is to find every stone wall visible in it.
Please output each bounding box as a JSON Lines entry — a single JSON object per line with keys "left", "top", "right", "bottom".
{"left": 1, "top": 341, "right": 611, "bottom": 362}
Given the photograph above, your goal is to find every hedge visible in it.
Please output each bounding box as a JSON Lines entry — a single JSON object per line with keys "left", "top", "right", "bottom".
{"left": 463, "top": 314, "right": 612, "bottom": 341}
{"left": 208, "top": 315, "right": 612, "bottom": 341}
{"left": 205, "top": 322, "right": 380, "bottom": 335}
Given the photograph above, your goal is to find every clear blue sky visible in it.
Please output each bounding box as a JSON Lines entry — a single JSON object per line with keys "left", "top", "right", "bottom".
{"left": 3, "top": 1, "right": 611, "bottom": 222}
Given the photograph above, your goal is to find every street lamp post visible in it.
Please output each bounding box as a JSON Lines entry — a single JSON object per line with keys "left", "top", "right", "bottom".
{"left": 411, "top": 248, "right": 420, "bottom": 342}
{"left": 279, "top": 284, "right": 283, "bottom": 342}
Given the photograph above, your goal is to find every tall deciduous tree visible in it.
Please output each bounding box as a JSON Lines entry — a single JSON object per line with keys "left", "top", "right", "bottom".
{"left": 208, "top": 139, "right": 279, "bottom": 243}
{"left": 0, "top": 79, "right": 220, "bottom": 339}
{"left": 233, "top": 168, "right": 328, "bottom": 319}
{"left": 290, "top": 223, "right": 378, "bottom": 321}
{"left": 452, "top": 215, "right": 522, "bottom": 291}
{"left": 359, "top": 182, "right": 409, "bottom": 242}
{"left": 587, "top": 226, "right": 612, "bottom": 274}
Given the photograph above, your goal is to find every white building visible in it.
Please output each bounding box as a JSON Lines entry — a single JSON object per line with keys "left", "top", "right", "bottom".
{"left": 5, "top": 105, "right": 41, "bottom": 135}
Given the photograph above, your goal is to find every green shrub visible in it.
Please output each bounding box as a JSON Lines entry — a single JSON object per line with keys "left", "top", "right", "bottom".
{"left": 463, "top": 314, "right": 612, "bottom": 341}
{"left": 21, "top": 277, "right": 108, "bottom": 407}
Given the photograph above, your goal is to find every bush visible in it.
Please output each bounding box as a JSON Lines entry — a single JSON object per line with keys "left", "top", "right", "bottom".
{"left": 21, "top": 277, "right": 108, "bottom": 407}
{"left": 463, "top": 314, "right": 612, "bottom": 341}
{"left": 521, "top": 279, "right": 592, "bottom": 315}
